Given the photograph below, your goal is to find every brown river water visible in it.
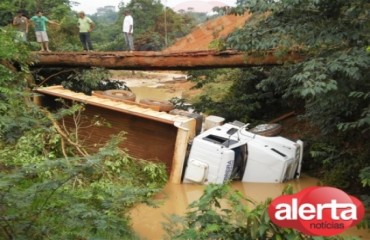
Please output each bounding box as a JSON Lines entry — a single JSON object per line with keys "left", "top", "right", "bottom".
{"left": 130, "top": 86, "right": 183, "bottom": 103}
{"left": 131, "top": 175, "right": 370, "bottom": 240}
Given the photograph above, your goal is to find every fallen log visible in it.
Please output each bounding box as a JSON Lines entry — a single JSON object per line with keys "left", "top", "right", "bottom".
{"left": 31, "top": 50, "right": 304, "bottom": 70}
{"left": 269, "top": 111, "right": 296, "bottom": 124}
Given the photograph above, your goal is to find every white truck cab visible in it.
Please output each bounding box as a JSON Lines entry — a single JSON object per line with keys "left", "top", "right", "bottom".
{"left": 183, "top": 119, "right": 303, "bottom": 184}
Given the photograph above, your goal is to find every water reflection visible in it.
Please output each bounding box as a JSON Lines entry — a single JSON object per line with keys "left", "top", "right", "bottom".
{"left": 130, "top": 175, "right": 369, "bottom": 239}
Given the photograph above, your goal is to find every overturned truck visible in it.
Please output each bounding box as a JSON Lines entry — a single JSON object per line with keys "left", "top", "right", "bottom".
{"left": 183, "top": 118, "right": 303, "bottom": 184}
{"left": 36, "top": 86, "right": 303, "bottom": 184}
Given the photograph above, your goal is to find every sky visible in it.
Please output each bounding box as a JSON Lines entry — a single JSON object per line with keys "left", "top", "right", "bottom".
{"left": 71, "top": 0, "right": 237, "bottom": 14}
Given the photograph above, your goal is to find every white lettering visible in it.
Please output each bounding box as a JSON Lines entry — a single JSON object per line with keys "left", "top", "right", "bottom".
{"left": 317, "top": 201, "right": 329, "bottom": 220}
{"left": 329, "top": 200, "right": 340, "bottom": 220}
{"left": 275, "top": 203, "right": 291, "bottom": 220}
{"left": 340, "top": 205, "right": 357, "bottom": 220}
{"left": 299, "top": 203, "right": 315, "bottom": 220}
{"left": 274, "top": 198, "right": 358, "bottom": 221}
{"left": 292, "top": 198, "right": 297, "bottom": 219}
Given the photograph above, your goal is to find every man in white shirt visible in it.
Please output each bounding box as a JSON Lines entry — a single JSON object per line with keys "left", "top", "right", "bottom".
{"left": 123, "top": 10, "right": 134, "bottom": 51}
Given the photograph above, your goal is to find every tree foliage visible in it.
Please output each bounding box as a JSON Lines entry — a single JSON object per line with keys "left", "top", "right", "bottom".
{"left": 226, "top": 0, "right": 370, "bottom": 131}
{"left": 190, "top": 68, "right": 282, "bottom": 123}
{"left": 0, "top": 28, "right": 37, "bottom": 142}
{"left": 0, "top": 24, "right": 167, "bottom": 239}
{"left": 33, "top": 67, "right": 130, "bottom": 95}
{"left": 0, "top": 0, "right": 71, "bottom": 25}
{"left": 1, "top": 0, "right": 80, "bottom": 51}
{"left": 0, "top": 129, "right": 167, "bottom": 239}
{"left": 114, "top": 0, "right": 197, "bottom": 51}
{"left": 89, "top": 8, "right": 122, "bottom": 51}
{"left": 164, "top": 184, "right": 359, "bottom": 240}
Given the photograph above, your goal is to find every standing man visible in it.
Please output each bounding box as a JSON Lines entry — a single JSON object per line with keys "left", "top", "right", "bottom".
{"left": 123, "top": 10, "right": 134, "bottom": 51}
{"left": 78, "top": 11, "right": 95, "bottom": 52}
{"left": 30, "top": 10, "right": 59, "bottom": 52}
{"left": 13, "top": 10, "right": 29, "bottom": 42}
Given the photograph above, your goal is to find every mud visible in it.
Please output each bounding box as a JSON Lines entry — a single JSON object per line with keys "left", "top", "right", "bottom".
{"left": 130, "top": 86, "right": 182, "bottom": 103}
{"left": 110, "top": 70, "right": 199, "bottom": 102}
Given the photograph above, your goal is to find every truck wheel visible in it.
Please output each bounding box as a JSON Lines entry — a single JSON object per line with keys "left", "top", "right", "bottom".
{"left": 103, "top": 90, "right": 136, "bottom": 102}
{"left": 249, "top": 123, "right": 282, "bottom": 136}
{"left": 139, "top": 99, "right": 175, "bottom": 112}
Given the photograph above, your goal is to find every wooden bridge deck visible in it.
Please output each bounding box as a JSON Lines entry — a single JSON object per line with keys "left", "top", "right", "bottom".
{"left": 31, "top": 50, "right": 303, "bottom": 70}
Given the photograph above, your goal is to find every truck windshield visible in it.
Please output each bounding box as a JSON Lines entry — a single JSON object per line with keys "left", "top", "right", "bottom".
{"left": 203, "top": 135, "right": 238, "bottom": 147}
{"left": 231, "top": 145, "right": 248, "bottom": 180}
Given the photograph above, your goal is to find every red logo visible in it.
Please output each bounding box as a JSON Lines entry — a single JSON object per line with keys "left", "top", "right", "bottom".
{"left": 268, "top": 186, "right": 365, "bottom": 236}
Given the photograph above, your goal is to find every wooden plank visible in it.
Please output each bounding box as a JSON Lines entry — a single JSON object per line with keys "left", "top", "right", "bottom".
{"left": 170, "top": 120, "right": 196, "bottom": 183}
{"left": 35, "top": 86, "right": 187, "bottom": 124}
{"left": 92, "top": 91, "right": 162, "bottom": 111}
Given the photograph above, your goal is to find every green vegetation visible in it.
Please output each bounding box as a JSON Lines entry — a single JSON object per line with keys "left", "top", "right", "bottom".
{"left": 84, "top": 0, "right": 199, "bottom": 51}
{"left": 0, "top": 130, "right": 167, "bottom": 239}
{"left": 0, "top": 25, "right": 167, "bottom": 239}
{"left": 164, "top": 184, "right": 360, "bottom": 240}
{"left": 0, "top": 0, "right": 80, "bottom": 51}
{"left": 35, "top": 67, "right": 130, "bottom": 95}
{"left": 189, "top": 68, "right": 280, "bottom": 124}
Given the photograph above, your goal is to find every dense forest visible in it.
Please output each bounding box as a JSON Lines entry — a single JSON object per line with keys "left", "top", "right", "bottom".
{"left": 0, "top": 0, "right": 369, "bottom": 239}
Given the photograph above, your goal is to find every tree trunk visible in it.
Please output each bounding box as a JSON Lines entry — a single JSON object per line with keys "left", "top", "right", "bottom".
{"left": 31, "top": 50, "right": 304, "bottom": 70}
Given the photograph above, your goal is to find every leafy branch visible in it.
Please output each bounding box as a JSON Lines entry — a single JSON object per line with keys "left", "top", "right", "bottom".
{"left": 163, "top": 184, "right": 354, "bottom": 240}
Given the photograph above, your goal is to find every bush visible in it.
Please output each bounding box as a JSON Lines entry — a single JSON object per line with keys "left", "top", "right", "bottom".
{"left": 163, "top": 184, "right": 358, "bottom": 240}
{"left": 0, "top": 116, "right": 167, "bottom": 239}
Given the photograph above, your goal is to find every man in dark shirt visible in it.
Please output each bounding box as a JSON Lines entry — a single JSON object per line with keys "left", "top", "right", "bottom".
{"left": 13, "top": 10, "right": 29, "bottom": 41}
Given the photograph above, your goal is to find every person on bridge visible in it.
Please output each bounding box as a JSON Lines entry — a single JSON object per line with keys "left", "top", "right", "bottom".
{"left": 122, "top": 10, "right": 134, "bottom": 51}
{"left": 78, "top": 11, "right": 95, "bottom": 52}
{"left": 13, "top": 10, "right": 29, "bottom": 42}
{"left": 30, "top": 10, "right": 59, "bottom": 52}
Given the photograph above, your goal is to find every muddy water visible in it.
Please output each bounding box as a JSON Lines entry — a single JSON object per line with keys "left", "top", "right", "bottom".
{"left": 130, "top": 175, "right": 370, "bottom": 240}
{"left": 130, "top": 86, "right": 183, "bottom": 103}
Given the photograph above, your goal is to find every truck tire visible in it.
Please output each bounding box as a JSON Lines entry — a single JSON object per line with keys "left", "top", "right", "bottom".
{"left": 139, "top": 99, "right": 174, "bottom": 112}
{"left": 249, "top": 123, "right": 282, "bottom": 137}
{"left": 103, "top": 90, "right": 136, "bottom": 102}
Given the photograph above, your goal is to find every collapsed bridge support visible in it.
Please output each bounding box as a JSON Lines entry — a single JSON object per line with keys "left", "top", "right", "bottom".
{"left": 31, "top": 50, "right": 304, "bottom": 70}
